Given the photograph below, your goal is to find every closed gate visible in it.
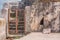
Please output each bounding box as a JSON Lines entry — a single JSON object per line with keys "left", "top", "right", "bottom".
{"left": 8, "top": 9, "right": 25, "bottom": 35}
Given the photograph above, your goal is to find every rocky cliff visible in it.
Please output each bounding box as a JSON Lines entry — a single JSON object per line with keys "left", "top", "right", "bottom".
{"left": 25, "top": 0, "right": 60, "bottom": 32}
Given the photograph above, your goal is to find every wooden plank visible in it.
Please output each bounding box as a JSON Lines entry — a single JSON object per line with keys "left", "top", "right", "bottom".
{"left": 24, "top": 10, "right": 26, "bottom": 33}
{"left": 16, "top": 9, "right": 18, "bottom": 33}
{"left": 8, "top": 9, "right": 10, "bottom": 33}
{"left": 8, "top": 9, "right": 25, "bottom": 34}
{"left": 9, "top": 21, "right": 16, "bottom": 22}
{"left": 18, "top": 21, "right": 24, "bottom": 22}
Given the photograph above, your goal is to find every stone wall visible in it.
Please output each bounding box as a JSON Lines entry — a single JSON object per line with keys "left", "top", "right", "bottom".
{"left": 25, "top": 6, "right": 31, "bottom": 32}
{"left": 25, "top": 2, "right": 60, "bottom": 32}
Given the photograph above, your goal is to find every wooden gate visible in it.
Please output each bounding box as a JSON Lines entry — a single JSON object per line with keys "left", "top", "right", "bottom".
{"left": 8, "top": 9, "right": 25, "bottom": 35}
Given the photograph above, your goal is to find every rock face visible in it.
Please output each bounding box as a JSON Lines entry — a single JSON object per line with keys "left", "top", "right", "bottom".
{"left": 43, "top": 2, "right": 60, "bottom": 32}
{"left": 25, "top": 1, "right": 60, "bottom": 32}
{"left": 1, "top": 0, "right": 60, "bottom": 33}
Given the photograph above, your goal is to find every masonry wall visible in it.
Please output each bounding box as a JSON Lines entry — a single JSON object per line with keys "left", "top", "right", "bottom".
{"left": 25, "top": 6, "right": 32, "bottom": 32}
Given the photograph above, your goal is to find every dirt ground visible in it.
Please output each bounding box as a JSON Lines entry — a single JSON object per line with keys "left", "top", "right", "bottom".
{"left": 13, "top": 32, "right": 60, "bottom": 40}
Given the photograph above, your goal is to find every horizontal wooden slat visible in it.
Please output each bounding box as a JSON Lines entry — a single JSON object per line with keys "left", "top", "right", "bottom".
{"left": 8, "top": 9, "right": 25, "bottom": 34}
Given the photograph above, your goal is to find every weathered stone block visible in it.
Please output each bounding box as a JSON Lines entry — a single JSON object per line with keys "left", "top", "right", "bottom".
{"left": 43, "top": 28, "right": 51, "bottom": 34}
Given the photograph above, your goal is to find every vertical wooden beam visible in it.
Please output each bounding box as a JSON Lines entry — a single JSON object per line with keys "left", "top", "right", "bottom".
{"left": 8, "top": 9, "right": 10, "bottom": 33}
{"left": 16, "top": 9, "right": 18, "bottom": 33}
{"left": 24, "top": 10, "right": 26, "bottom": 34}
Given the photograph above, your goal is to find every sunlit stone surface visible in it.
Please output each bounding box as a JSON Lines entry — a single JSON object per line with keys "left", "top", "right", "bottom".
{"left": 29, "top": 2, "right": 60, "bottom": 32}
{"left": 0, "top": 18, "right": 6, "bottom": 40}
